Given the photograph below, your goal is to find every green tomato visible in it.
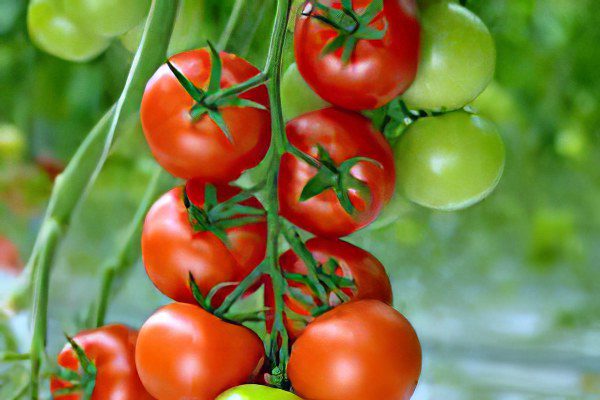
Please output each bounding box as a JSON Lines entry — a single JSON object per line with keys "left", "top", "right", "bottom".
{"left": 394, "top": 111, "right": 505, "bottom": 211}
{"left": 63, "top": 0, "right": 151, "bottom": 37}
{"left": 0, "top": 124, "right": 25, "bottom": 164}
{"left": 281, "top": 63, "right": 329, "bottom": 121}
{"left": 28, "top": 0, "right": 110, "bottom": 62}
{"left": 216, "top": 385, "right": 302, "bottom": 400}
{"left": 402, "top": 1, "right": 496, "bottom": 111}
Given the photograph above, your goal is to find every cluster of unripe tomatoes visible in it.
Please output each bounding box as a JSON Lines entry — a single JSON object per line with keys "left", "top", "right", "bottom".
{"left": 49, "top": 1, "right": 503, "bottom": 399}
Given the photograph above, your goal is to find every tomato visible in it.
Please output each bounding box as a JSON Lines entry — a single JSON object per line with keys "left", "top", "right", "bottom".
{"left": 402, "top": 1, "right": 496, "bottom": 111}
{"left": 141, "top": 48, "right": 271, "bottom": 182}
{"left": 281, "top": 63, "right": 329, "bottom": 121}
{"left": 278, "top": 238, "right": 392, "bottom": 339}
{"left": 63, "top": 0, "right": 150, "bottom": 37}
{"left": 217, "top": 385, "right": 302, "bottom": 400}
{"left": 288, "top": 300, "right": 421, "bottom": 400}
{"left": 27, "top": 0, "right": 110, "bottom": 62}
{"left": 394, "top": 111, "right": 505, "bottom": 210}
{"left": 0, "top": 236, "right": 23, "bottom": 275}
{"left": 136, "top": 302, "right": 265, "bottom": 400}
{"left": 141, "top": 180, "right": 267, "bottom": 304}
{"left": 50, "top": 324, "right": 152, "bottom": 400}
{"left": 0, "top": 124, "right": 25, "bottom": 165}
{"left": 279, "top": 108, "right": 395, "bottom": 237}
{"left": 294, "top": 0, "right": 420, "bottom": 110}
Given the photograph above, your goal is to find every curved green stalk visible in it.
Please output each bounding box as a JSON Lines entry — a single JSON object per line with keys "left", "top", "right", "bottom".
{"left": 25, "top": 1, "right": 180, "bottom": 398}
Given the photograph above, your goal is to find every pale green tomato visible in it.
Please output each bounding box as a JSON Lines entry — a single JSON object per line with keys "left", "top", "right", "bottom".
{"left": 120, "top": 0, "right": 204, "bottom": 55}
{"left": 216, "top": 385, "right": 302, "bottom": 400}
{"left": 28, "top": 0, "right": 110, "bottom": 62}
{"left": 0, "top": 124, "right": 25, "bottom": 164}
{"left": 281, "top": 63, "right": 329, "bottom": 121}
{"left": 402, "top": 1, "right": 496, "bottom": 111}
{"left": 469, "top": 81, "right": 519, "bottom": 125}
{"left": 395, "top": 111, "right": 505, "bottom": 210}
{"left": 63, "top": 0, "right": 151, "bottom": 37}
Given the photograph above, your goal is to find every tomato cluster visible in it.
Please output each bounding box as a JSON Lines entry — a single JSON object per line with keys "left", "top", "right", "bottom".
{"left": 49, "top": 1, "right": 504, "bottom": 399}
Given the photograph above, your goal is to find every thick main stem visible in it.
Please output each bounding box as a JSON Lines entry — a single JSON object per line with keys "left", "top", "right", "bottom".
{"left": 262, "top": 0, "right": 293, "bottom": 373}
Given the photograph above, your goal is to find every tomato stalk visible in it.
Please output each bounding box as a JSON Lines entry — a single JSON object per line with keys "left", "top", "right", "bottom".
{"left": 25, "top": 1, "right": 180, "bottom": 398}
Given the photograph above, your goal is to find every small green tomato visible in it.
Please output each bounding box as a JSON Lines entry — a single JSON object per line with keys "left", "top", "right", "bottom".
{"left": 216, "top": 385, "right": 302, "bottom": 400}
{"left": 395, "top": 111, "right": 505, "bottom": 211}
{"left": 281, "top": 63, "right": 329, "bottom": 121}
{"left": 402, "top": 1, "right": 496, "bottom": 111}
{"left": 63, "top": 0, "right": 151, "bottom": 37}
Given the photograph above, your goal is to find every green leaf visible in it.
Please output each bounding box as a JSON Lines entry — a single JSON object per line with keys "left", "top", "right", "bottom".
{"left": 207, "top": 40, "right": 223, "bottom": 94}
{"left": 299, "top": 168, "right": 336, "bottom": 201}
{"left": 207, "top": 109, "right": 234, "bottom": 143}
{"left": 167, "top": 61, "right": 205, "bottom": 103}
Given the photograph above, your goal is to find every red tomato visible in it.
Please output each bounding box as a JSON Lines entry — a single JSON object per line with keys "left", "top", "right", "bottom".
{"left": 136, "top": 302, "right": 265, "bottom": 400}
{"left": 294, "top": 0, "right": 421, "bottom": 110}
{"left": 278, "top": 108, "right": 395, "bottom": 237}
{"left": 50, "top": 324, "right": 152, "bottom": 400}
{"left": 278, "top": 238, "right": 393, "bottom": 339}
{"left": 141, "top": 180, "right": 267, "bottom": 304}
{"left": 141, "top": 48, "right": 271, "bottom": 182}
{"left": 288, "top": 300, "right": 422, "bottom": 400}
{"left": 0, "top": 236, "right": 23, "bottom": 275}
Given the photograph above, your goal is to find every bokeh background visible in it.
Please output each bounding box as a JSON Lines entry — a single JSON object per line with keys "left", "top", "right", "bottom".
{"left": 1, "top": 0, "right": 599, "bottom": 398}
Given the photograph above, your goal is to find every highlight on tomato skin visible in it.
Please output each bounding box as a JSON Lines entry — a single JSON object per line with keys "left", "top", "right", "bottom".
{"left": 50, "top": 324, "right": 153, "bottom": 400}
{"left": 135, "top": 302, "right": 266, "bottom": 400}
{"left": 140, "top": 48, "right": 271, "bottom": 183}
{"left": 279, "top": 107, "right": 396, "bottom": 238}
{"left": 275, "top": 237, "right": 393, "bottom": 339}
{"left": 294, "top": 0, "right": 421, "bottom": 111}
{"left": 141, "top": 181, "right": 267, "bottom": 305}
{"left": 288, "top": 300, "right": 422, "bottom": 400}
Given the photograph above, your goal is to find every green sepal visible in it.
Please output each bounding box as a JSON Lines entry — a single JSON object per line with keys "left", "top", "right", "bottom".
{"left": 166, "top": 61, "right": 205, "bottom": 103}
{"left": 215, "top": 96, "right": 268, "bottom": 111}
{"left": 206, "top": 41, "right": 222, "bottom": 94}
{"left": 204, "top": 184, "right": 218, "bottom": 210}
{"left": 189, "top": 272, "right": 212, "bottom": 311}
{"left": 299, "top": 167, "right": 336, "bottom": 202}
{"left": 59, "top": 334, "right": 97, "bottom": 400}
{"left": 207, "top": 108, "right": 234, "bottom": 143}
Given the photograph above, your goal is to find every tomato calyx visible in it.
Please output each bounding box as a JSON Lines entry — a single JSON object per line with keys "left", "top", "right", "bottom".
{"left": 291, "top": 144, "right": 381, "bottom": 215}
{"left": 167, "top": 41, "right": 267, "bottom": 142}
{"left": 303, "top": 0, "right": 387, "bottom": 63}
{"left": 52, "top": 335, "right": 97, "bottom": 399}
{"left": 183, "top": 182, "right": 266, "bottom": 247}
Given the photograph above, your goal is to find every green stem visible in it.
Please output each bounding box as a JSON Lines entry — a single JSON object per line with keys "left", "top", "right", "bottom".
{"left": 93, "top": 168, "right": 172, "bottom": 327}
{"left": 217, "top": 0, "right": 247, "bottom": 51}
{"left": 214, "top": 264, "right": 265, "bottom": 315}
{"left": 262, "top": 0, "right": 293, "bottom": 375}
{"left": 0, "top": 352, "right": 30, "bottom": 362}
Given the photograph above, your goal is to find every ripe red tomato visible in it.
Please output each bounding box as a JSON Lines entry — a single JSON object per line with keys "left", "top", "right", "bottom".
{"left": 288, "top": 300, "right": 422, "bottom": 400}
{"left": 142, "top": 180, "right": 267, "bottom": 304}
{"left": 136, "top": 303, "right": 265, "bottom": 400}
{"left": 279, "top": 108, "right": 395, "bottom": 237}
{"left": 0, "top": 236, "right": 23, "bottom": 275}
{"left": 278, "top": 238, "right": 393, "bottom": 339}
{"left": 141, "top": 48, "right": 271, "bottom": 182}
{"left": 294, "top": 0, "right": 421, "bottom": 110}
{"left": 50, "top": 324, "right": 152, "bottom": 400}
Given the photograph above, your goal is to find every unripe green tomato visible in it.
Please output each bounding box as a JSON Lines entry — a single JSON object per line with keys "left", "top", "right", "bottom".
{"left": 216, "top": 385, "right": 302, "bottom": 400}
{"left": 0, "top": 124, "right": 25, "bottom": 164}
{"left": 63, "top": 0, "right": 151, "bottom": 37}
{"left": 394, "top": 111, "right": 505, "bottom": 211}
{"left": 402, "top": 1, "right": 496, "bottom": 111}
{"left": 28, "top": 0, "right": 110, "bottom": 62}
{"left": 281, "top": 63, "right": 329, "bottom": 121}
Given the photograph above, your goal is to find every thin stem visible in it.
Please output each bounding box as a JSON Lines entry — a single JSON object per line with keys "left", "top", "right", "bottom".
{"left": 0, "top": 352, "right": 30, "bottom": 362}
{"left": 214, "top": 264, "right": 265, "bottom": 315}
{"left": 218, "top": 0, "right": 247, "bottom": 51}
{"left": 262, "top": 0, "right": 293, "bottom": 374}
{"left": 280, "top": 224, "right": 328, "bottom": 304}
{"left": 93, "top": 168, "right": 172, "bottom": 327}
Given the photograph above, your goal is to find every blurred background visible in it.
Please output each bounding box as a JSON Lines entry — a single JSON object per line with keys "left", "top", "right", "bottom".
{"left": 1, "top": 0, "right": 599, "bottom": 398}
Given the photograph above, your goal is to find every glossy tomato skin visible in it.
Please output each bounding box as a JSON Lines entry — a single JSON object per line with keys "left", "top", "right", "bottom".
{"left": 216, "top": 384, "right": 302, "bottom": 400}
{"left": 279, "top": 108, "right": 395, "bottom": 237}
{"left": 141, "top": 49, "right": 271, "bottom": 182}
{"left": 288, "top": 300, "right": 422, "bottom": 400}
{"left": 50, "top": 324, "right": 152, "bottom": 400}
{"left": 294, "top": 0, "right": 421, "bottom": 110}
{"left": 136, "top": 303, "right": 265, "bottom": 400}
{"left": 141, "top": 180, "right": 267, "bottom": 304}
{"left": 278, "top": 238, "right": 393, "bottom": 339}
